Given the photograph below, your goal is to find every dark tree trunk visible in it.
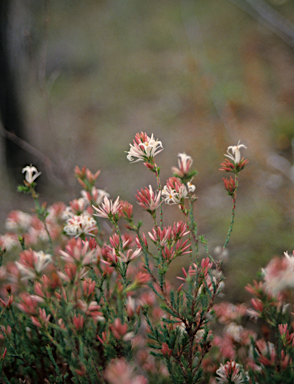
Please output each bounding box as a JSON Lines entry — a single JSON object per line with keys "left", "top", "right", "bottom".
{"left": 0, "top": 2, "right": 31, "bottom": 179}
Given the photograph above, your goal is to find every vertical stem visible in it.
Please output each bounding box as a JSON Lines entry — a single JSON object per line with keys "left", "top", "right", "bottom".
{"left": 155, "top": 169, "right": 164, "bottom": 230}
{"left": 189, "top": 200, "right": 198, "bottom": 259}
{"left": 33, "top": 195, "right": 54, "bottom": 256}
{"left": 223, "top": 175, "right": 238, "bottom": 249}
{"left": 180, "top": 204, "right": 193, "bottom": 263}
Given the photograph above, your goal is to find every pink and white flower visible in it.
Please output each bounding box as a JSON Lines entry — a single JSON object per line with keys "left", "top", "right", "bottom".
{"left": 81, "top": 187, "right": 110, "bottom": 206}
{"left": 136, "top": 185, "right": 162, "bottom": 212}
{"left": 63, "top": 213, "right": 97, "bottom": 237}
{"left": 172, "top": 153, "right": 193, "bottom": 178}
{"left": 162, "top": 177, "right": 189, "bottom": 205}
{"left": 262, "top": 251, "right": 294, "bottom": 296}
{"left": 126, "top": 132, "right": 163, "bottom": 163}
{"left": 60, "top": 237, "right": 99, "bottom": 265}
{"left": 93, "top": 196, "right": 121, "bottom": 220}
{"left": 216, "top": 360, "right": 249, "bottom": 383}
{"left": 16, "top": 250, "right": 53, "bottom": 281}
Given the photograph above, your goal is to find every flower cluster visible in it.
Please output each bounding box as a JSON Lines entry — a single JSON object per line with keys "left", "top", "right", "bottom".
{"left": 220, "top": 141, "right": 249, "bottom": 174}
{"left": 126, "top": 132, "right": 163, "bottom": 170}
{"left": 0, "top": 133, "right": 257, "bottom": 384}
{"left": 162, "top": 176, "right": 195, "bottom": 205}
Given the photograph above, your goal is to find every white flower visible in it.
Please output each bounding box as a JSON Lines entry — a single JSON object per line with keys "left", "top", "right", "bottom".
{"left": 5, "top": 211, "right": 32, "bottom": 232}
{"left": 225, "top": 141, "right": 247, "bottom": 164}
{"left": 34, "top": 251, "right": 52, "bottom": 272}
{"left": 187, "top": 179, "right": 196, "bottom": 192}
{"left": 263, "top": 251, "right": 294, "bottom": 296}
{"left": 64, "top": 213, "right": 97, "bottom": 237}
{"left": 126, "top": 132, "right": 163, "bottom": 163}
{"left": 22, "top": 165, "right": 41, "bottom": 184}
{"left": 225, "top": 322, "right": 244, "bottom": 343}
{"left": 162, "top": 184, "right": 188, "bottom": 205}
{"left": 0, "top": 234, "right": 19, "bottom": 251}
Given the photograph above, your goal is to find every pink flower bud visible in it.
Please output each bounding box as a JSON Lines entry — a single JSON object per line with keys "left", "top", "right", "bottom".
{"left": 161, "top": 343, "right": 172, "bottom": 357}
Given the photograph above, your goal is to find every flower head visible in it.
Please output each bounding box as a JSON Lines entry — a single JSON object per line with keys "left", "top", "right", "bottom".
{"left": 22, "top": 165, "right": 41, "bottom": 184}
{"left": 172, "top": 153, "right": 193, "bottom": 177}
{"left": 136, "top": 185, "right": 162, "bottom": 213}
{"left": 162, "top": 177, "right": 190, "bottom": 205}
{"left": 225, "top": 141, "right": 247, "bottom": 164}
{"left": 216, "top": 361, "right": 249, "bottom": 383}
{"left": 126, "top": 132, "right": 163, "bottom": 164}
{"left": 93, "top": 196, "right": 121, "bottom": 222}
{"left": 262, "top": 251, "right": 294, "bottom": 296}
{"left": 60, "top": 237, "right": 99, "bottom": 265}
{"left": 16, "top": 250, "right": 52, "bottom": 281}
{"left": 223, "top": 176, "right": 236, "bottom": 197}
{"left": 63, "top": 213, "right": 97, "bottom": 237}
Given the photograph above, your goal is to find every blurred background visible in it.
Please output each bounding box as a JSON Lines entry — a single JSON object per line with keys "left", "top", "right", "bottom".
{"left": 1, "top": 0, "right": 294, "bottom": 301}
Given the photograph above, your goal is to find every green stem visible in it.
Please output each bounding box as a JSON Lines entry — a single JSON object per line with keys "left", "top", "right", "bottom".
{"left": 223, "top": 175, "right": 238, "bottom": 249}
{"left": 188, "top": 200, "right": 198, "bottom": 258}
{"left": 180, "top": 204, "right": 193, "bottom": 263}
{"left": 33, "top": 195, "right": 54, "bottom": 255}
{"left": 155, "top": 168, "right": 163, "bottom": 230}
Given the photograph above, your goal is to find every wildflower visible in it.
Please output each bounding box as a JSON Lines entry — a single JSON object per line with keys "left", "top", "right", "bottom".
{"left": 17, "top": 292, "right": 44, "bottom": 315}
{"left": 63, "top": 213, "right": 97, "bottom": 237}
{"left": 148, "top": 226, "right": 172, "bottom": 246}
{"left": 126, "top": 296, "right": 136, "bottom": 318}
{"left": 262, "top": 251, "right": 294, "bottom": 296}
{"left": 60, "top": 237, "right": 98, "bottom": 265}
{"left": 31, "top": 308, "right": 51, "bottom": 329}
{"left": 225, "top": 141, "right": 247, "bottom": 164}
{"left": 104, "top": 358, "right": 147, "bottom": 384}
{"left": 162, "top": 177, "right": 189, "bottom": 205}
{"left": 22, "top": 165, "right": 41, "bottom": 184}
{"left": 172, "top": 153, "right": 193, "bottom": 178}
{"left": 126, "top": 132, "right": 163, "bottom": 163}
{"left": 118, "top": 248, "right": 141, "bottom": 263}
{"left": 187, "top": 178, "right": 196, "bottom": 192}
{"left": 220, "top": 141, "right": 249, "bottom": 173}
{"left": 69, "top": 198, "right": 89, "bottom": 215}
{"left": 172, "top": 221, "right": 189, "bottom": 239}
{"left": 62, "top": 198, "right": 89, "bottom": 220}
{"left": 77, "top": 300, "right": 104, "bottom": 322}
{"left": 73, "top": 314, "right": 84, "bottom": 330}
{"left": 223, "top": 176, "right": 236, "bottom": 197}
{"left": 120, "top": 200, "right": 133, "bottom": 221}
{"left": 136, "top": 185, "right": 162, "bottom": 213}
{"left": 161, "top": 342, "right": 172, "bottom": 357}
{"left": 134, "top": 271, "right": 150, "bottom": 286}
{"left": 74, "top": 166, "right": 100, "bottom": 186}
{"left": 109, "top": 318, "right": 128, "bottom": 340}
{"left": 16, "top": 250, "right": 53, "bottom": 281}
{"left": 81, "top": 187, "right": 109, "bottom": 206}
{"left": 5, "top": 210, "right": 32, "bottom": 232}
{"left": 216, "top": 361, "right": 249, "bottom": 383}
{"left": 225, "top": 323, "right": 244, "bottom": 343}
{"left": 57, "top": 263, "right": 88, "bottom": 283}
{"left": 93, "top": 196, "right": 121, "bottom": 222}
{"left": 0, "top": 234, "right": 19, "bottom": 251}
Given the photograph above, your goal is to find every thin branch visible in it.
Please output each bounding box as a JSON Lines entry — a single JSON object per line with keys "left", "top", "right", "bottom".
{"left": 228, "top": 0, "right": 294, "bottom": 49}
{"left": 0, "top": 118, "right": 64, "bottom": 187}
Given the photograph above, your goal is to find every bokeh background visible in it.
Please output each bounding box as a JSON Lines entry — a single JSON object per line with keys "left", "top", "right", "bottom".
{"left": 1, "top": 0, "right": 294, "bottom": 301}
